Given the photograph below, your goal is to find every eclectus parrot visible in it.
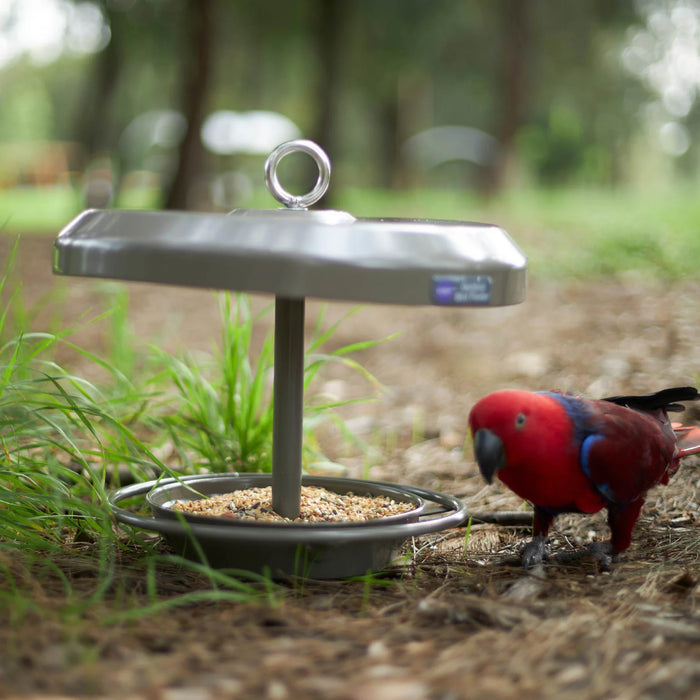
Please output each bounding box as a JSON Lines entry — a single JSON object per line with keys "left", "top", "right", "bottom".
{"left": 468, "top": 387, "right": 700, "bottom": 567}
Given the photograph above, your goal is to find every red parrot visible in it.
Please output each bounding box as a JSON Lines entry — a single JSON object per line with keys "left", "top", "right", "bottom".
{"left": 468, "top": 387, "right": 700, "bottom": 567}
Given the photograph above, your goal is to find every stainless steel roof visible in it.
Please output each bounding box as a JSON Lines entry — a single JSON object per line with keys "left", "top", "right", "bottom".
{"left": 53, "top": 207, "right": 527, "bottom": 306}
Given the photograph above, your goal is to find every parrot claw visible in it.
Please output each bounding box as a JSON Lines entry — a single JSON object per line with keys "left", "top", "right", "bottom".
{"left": 519, "top": 535, "right": 550, "bottom": 569}
{"left": 549, "top": 540, "right": 616, "bottom": 571}
{"left": 585, "top": 541, "right": 614, "bottom": 570}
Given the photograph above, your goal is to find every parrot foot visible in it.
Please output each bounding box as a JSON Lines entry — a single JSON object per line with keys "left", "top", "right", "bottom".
{"left": 584, "top": 541, "right": 615, "bottom": 570}
{"left": 519, "top": 535, "right": 550, "bottom": 569}
{"left": 550, "top": 541, "right": 615, "bottom": 571}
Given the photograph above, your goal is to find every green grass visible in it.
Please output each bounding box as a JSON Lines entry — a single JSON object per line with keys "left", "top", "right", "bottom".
{"left": 0, "top": 184, "right": 159, "bottom": 233}
{"left": 149, "top": 293, "right": 277, "bottom": 473}
{"left": 142, "top": 293, "right": 386, "bottom": 474}
{"left": 4, "top": 182, "right": 700, "bottom": 280}
{"left": 0, "top": 328, "right": 160, "bottom": 615}
{"left": 0, "top": 185, "right": 82, "bottom": 232}
{"left": 0, "top": 243, "right": 390, "bottom": 619}
{"left": 337, "top": 185, "right": 700, "bottom": 280}
{"left": 0, "top": 257, "right": 269, "bottom": 617}
{"left": 488, "top": 186, "right": 700, "bottom": 280}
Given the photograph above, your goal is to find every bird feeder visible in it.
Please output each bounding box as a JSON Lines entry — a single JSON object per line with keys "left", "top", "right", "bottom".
{"left": 53, "top": 140, "right": 527, "bottom": 578}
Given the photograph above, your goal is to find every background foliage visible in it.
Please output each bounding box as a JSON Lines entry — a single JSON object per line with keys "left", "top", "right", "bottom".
{"left": 1, "top": 0, "right": 699, "bottom": 215}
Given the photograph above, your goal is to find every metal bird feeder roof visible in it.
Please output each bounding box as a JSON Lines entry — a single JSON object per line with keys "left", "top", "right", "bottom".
{"left": 54, "top": 140, "right": 527, "bottom": 578}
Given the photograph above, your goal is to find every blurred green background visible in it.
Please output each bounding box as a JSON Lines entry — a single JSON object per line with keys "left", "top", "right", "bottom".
{"left": 1, "top": 0, "right": 699, "bottom": 279}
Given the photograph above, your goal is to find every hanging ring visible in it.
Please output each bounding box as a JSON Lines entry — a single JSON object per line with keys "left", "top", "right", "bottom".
{"left": 264, "top": 140, "right": 331, "bottom": 209}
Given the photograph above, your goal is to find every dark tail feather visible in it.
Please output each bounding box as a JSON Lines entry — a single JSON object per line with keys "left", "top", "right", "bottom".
{"left": 604, "top": 386, "right": 700, "bottom": 413}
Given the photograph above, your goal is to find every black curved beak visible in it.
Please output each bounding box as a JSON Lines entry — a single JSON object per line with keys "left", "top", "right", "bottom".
{"left": 473, "top": 428, "right": 506, "bottom": 484}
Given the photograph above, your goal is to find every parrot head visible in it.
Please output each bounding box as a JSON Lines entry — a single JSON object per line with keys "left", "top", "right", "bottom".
{"left": 468, "top": 389, "right": 572, "bottom": 485}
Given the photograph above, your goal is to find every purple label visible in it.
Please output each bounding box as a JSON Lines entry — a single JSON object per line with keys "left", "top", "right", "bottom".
{"left": 431, "top": 275, "right": 492, "bottom": 306}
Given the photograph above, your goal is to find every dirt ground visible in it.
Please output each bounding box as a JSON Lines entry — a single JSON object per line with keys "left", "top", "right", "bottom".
{"left": 2, "top": 235, "right": 700, "bottom": 699}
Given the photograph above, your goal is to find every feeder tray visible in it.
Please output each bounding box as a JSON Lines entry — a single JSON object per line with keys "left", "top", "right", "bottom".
{"left": 146, "top": 474, "right": 427, "bottom": 528}
{"left": 54, "top": 139, "right": 526, "bottom": 578}
{"left": 110, "top": 474, "right": 466, "bottom": 579}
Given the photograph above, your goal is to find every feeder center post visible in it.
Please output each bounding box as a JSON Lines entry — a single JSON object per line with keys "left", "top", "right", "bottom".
{"left": 272, "top": 296, "right": 306, "bottom": 519}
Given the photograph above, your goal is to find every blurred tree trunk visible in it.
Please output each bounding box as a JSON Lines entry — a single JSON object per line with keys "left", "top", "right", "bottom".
{"left": 72, "top": 5, "right": 129, "bottom": 207}
{"left": 377, "top": 94, "right": 401, "bottom": 189}
{"left": 310, "top": 0, "right": 346, "bottom": 205}
{"left": 480, "top": 0, "right": 531, "bottom": 195}
{"left": 74, "top": 10, "right": 123, "bottom": 156}
{"left": 164, "top": 0, "right": 216, "bottom": 210}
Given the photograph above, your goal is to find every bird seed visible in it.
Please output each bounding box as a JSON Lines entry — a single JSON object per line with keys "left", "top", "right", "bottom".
{"left": 170, "top": 485, "right": 415, "bottom": 523}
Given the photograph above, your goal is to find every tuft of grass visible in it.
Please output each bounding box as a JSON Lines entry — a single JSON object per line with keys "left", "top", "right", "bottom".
{"left": 0, "top": 257, "right": 386, "bottom": 616}
{"left": 0, "top": 334, "right": 149, "bottom": 613}
{"left": 303, "top": 304, "right": 393, "bottom": 470}
{"left": 101, "top": 556, "right": 282, "bottom": 624}
{"left": 0, "top": 252, "right": 286, "bottom": 620}
{"left": 149, "top": 294, "right": 276, "bottom": 473}
{"left": 150, "top": 293, "right": 389, "bottom": 474}
{"left": 99, "top": 282, "right": 137, "bottom": 384}
{"left": 462, "top": 516, "right": 473, "bottom": 558}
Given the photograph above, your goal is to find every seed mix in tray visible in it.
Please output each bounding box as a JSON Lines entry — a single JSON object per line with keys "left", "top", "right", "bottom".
{"left": 171, "top": 485, "right": 415, "bottom": 523}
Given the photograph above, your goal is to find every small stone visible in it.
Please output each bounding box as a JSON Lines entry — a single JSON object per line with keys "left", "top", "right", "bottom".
{"left": 366, "top": 640, "right": 390, "bottom": 659}
{"left": 507, "top": 351, "right": 549, "bottom": 378}
{"left": 162, "top": 688, "right": 213, "bottom": 700}
{"left": 555, "top": 664, "right": 588, "bottom": 685}
{"left": 266, "top": 680, "right": 288, "bottom": 699}
{"left": 321, "top": 379, "right": 347, "bottom": 402}
{"left": 349, "top": 679, "right": 429, "bottom": 700}
{"left": 439, "top": 430, "right": 464, "bottom": 450}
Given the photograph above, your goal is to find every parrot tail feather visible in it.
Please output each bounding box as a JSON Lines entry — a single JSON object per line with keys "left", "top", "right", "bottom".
{"left": 604, "top": 386, "right": 699, "bottom": 412}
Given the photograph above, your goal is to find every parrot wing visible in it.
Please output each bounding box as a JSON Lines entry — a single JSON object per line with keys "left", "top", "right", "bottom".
{"left": 578, "top": 402, "right": 677, "bottom": 505}
{"left": 602, "top": 386, "right": 700, "bottom": 457}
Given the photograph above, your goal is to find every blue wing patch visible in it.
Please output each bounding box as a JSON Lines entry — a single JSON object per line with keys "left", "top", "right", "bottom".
{"left": 541, "top": 392, "right": 622, "bottom": 504}
{"left": 580, "top": 434, "right": 600, "bottom": 478}
{"left": 581, "top": 432, "right": 623, "bottom": 504}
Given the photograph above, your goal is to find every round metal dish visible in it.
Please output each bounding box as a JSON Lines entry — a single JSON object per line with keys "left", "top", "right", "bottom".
{"left": 110, "top": 474, "right": 468, "bottom": 579}
{"left": 147, "top": 473, "right": 426, "bottom": 528}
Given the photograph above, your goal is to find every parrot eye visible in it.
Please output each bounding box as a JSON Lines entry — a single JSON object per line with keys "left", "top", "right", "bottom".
{"left": 515, "top": 413, "right": 527, "bottom": 430}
